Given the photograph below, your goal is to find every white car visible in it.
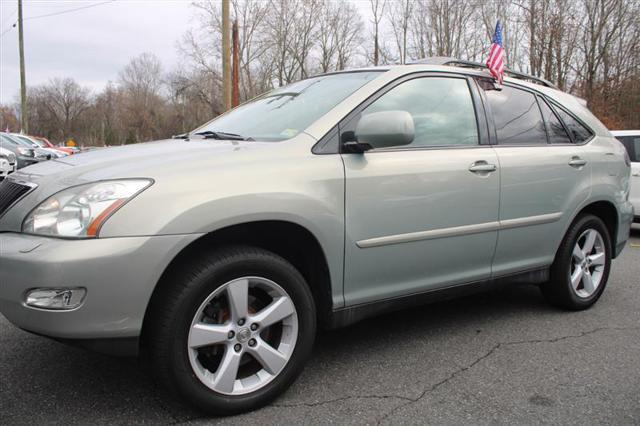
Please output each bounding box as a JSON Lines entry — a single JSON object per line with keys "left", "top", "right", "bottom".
{"left": 611, "top": 130, "right": 639, "bottom": 222}
{"left": 0, "top": 146, "right": 17, "bottom": 180}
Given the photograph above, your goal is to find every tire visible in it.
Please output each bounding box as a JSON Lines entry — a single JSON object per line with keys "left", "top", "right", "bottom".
{"left": 541, "top": 214, "right": 612, "bottom": 310}
{"left": 144, "top": 245, "right": 316, "bottom": 415}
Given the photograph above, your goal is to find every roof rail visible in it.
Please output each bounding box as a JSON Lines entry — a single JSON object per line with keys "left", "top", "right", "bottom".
{"left": 409, "top": 57, "right": 558, "bottom": 89}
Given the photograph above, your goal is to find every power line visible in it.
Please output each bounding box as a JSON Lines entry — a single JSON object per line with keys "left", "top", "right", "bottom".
{"left": 0, "top": 0, "right": 116, "bottom": 39}
{"left": 0, "top": 23, "right": 16, "bottom": 39}
{"left": 2, "top": 7, "right": 17, "bottom": 27}
{"left": 24, "top": 0, "right": 117, "bottom": 21}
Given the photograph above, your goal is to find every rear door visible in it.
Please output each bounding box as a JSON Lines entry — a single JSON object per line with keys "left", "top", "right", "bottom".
{"left": 480, "top": 81, "right": 592, "bottom": 276}
{"left": 341, "top": 74, "right": 500, "bottom": 305}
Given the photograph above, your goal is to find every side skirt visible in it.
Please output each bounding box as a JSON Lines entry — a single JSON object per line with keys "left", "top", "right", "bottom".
{"left": 327, "top": 267, "right": 549, "bottom": 329}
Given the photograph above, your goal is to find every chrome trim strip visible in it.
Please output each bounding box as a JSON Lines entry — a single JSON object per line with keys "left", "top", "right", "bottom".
{"left": 357, "top": 221, "right": 500, "bottom": 248}
{"left": 499, "top": 212, "right": 563, "bottom": 230}
{"left": 356, "top": 212, "right": 563, "bottom": 249}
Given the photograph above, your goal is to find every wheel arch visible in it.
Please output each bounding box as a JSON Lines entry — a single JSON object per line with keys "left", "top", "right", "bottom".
{"left": 140, "top": 220, "right": 334, "bottom": 347}
{"left": 566, "top": 199, "right": 618, "bottom": 255}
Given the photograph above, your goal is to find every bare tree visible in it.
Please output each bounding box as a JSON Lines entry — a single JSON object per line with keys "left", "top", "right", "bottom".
{"left": 27, "top": 78, "right": 91, "bottom": 141}
{"left": 410, "top": 0, "right": 483, "bottom": 60}
{"left": 369, "top": 0, "right": 387, "bottom": 65}
{"left": 576, "top": 0, "right": 632, "bottom": 102}
{"left": 388, "top": 0, "right": 414, "bottom": 64}
{"left": 118, "top": 53, "right": 166, "bottom": 142}
{"left": 8, "top": 0, "right": 640, "bottom": 146}
{"left": 317, "top": 1, "right": 363, "bottom": 72}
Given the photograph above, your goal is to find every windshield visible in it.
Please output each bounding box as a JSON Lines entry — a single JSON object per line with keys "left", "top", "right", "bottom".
{"left": 0, "top": 134, "right": 18, "bottom": 148}
{"left": 13, "top": 135, "right": 38, "bottom": 148}
{"left": 31, "top": 138, "right": 46, "bottom": 148}
{"left": 2, "top": 134, "right": 29, "bottom": 148}
{"left": 194, "top": 71, "right": 383, "bottom": 141}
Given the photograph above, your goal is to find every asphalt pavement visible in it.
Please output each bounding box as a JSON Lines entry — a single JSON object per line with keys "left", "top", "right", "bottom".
{"left": 2, "top": 226, "right": 639, "bottom": 425}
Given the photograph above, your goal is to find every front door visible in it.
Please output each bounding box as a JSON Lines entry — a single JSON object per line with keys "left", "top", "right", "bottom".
{"left": 341, "top": 75, "right": 500, "bottom": 306}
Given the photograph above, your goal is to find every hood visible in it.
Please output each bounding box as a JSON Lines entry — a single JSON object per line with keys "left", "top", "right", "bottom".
{"left": 11, "top": 138, "right": 279, "bottom": 186}
{"left": 0, "top": 135, "right": 314, "bottom": 234}
{"left": 0, "top": 147, "right": 13, "bottom": 157}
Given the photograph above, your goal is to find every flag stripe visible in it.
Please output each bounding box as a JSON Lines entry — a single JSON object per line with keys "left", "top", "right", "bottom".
{"left": 486, "top": 21, "right": 505, "bottom": 84}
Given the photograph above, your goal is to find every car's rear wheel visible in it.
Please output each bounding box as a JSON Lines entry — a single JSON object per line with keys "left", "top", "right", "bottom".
{"left": 145, "top": 246, "right": 316, "bottom": 415}
{"left": 541, "top": 214, "right": 611, "bottom": 310}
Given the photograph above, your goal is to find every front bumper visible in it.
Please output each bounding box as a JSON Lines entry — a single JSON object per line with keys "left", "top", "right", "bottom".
{"left": 0, "top": 232, "right": 202, "bottom": 340}
{"left": 0, "top": 157, "right": 13, "bottom": 178}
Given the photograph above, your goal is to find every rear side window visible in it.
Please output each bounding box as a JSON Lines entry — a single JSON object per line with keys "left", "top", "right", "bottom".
{"left": 361, "top": 77, "right": 479, "bottom": 147}
{"left": 538, "top": 99, "right": 572, "bottom": 144}
{"left": 485, "top": 86, "right": 547, "bottom": 145}
{"left": 550, "top": 105, "right": 593, "bottom": 143}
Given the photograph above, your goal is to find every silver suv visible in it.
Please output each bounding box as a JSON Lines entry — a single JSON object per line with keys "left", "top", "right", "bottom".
{"left": 0, "top": 59, "right": 633, "bottom": 414}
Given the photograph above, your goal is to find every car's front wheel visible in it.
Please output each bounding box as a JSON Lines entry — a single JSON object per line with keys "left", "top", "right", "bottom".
{"left": 145, "top": 246, "right": 316, "bottom": 415}
{"left": 541, "top": 214, "right": 612, "bottom": 310}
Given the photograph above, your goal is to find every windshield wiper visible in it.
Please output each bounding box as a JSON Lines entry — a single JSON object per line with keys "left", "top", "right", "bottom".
{"left": 193, "top": 130, "right": 251, "bottom": 141}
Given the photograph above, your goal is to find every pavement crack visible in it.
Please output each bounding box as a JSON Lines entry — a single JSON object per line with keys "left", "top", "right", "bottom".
{"left": 375, "top": 343, "right": 501, "bottom": 425}
{"left": 167, "top": 325, "right": 640, "bottom": 424}
{"left": 374, "top": 325, "right": 639, "bottom": 424}
{"left": 499, "top": 325, "right": 639, "bottom": 347}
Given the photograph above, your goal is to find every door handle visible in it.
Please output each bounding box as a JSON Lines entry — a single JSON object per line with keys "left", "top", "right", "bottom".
{"left": 568, "top": 157, "right": 587, "bottom": 168}
{"left": 468, "top": 161, "right": 497, "bottom": 173}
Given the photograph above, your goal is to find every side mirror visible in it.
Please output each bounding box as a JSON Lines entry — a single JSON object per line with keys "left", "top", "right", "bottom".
{"left": 354, "top": 110, "right": 415, "bottom": 150}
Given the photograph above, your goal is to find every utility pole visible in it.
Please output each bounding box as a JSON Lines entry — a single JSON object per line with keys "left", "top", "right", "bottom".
{"left": 232, "top": 20, "right": 239, "bottom": 108}
{"left": 221, "top": 0, "right": 231, "bottom": 111}
{"left": 17, "top": 0, "right": 28, "bottom": 133}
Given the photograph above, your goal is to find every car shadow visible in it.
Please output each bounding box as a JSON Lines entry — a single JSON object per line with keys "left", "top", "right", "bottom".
{"left": 0, "top": 283, "right": 556, "bottom": 423}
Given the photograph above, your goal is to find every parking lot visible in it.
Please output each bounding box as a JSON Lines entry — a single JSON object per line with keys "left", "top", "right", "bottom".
{"left": 2, "top": 226, "right": 639, "bottom": 425}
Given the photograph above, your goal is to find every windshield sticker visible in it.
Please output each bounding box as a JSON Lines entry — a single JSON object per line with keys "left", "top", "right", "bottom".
{"left": 280, "top": 129, "right": 299, "bottom": 138}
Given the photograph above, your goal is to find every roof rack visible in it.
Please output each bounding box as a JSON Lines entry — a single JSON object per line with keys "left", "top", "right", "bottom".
{"left": 408, "top": 57, "right": 558, "bottom": 89}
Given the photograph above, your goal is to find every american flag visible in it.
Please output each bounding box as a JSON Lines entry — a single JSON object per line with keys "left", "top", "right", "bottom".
{"left": 486, "top": 21, "right": 505, "bottom": 84}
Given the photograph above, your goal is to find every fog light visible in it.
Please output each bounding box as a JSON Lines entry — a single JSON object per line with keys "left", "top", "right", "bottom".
{"left": 25, "top": 288, "right": 86, "bottom": 310}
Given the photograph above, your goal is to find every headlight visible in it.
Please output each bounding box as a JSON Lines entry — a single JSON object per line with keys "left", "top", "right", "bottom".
{"left": 17, "top": 147, "right": 34, "bottom": 157}
{"left": 23, "top": 179, "right": 152, "bottom": 238}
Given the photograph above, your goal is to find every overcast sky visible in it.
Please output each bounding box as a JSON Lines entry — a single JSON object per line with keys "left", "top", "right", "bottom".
{"left": 0, "top": 0, "right": 195, "bottom": 105}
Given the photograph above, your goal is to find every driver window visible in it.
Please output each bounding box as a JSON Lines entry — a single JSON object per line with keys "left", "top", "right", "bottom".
{"left": 362, "top": 77, "right": 479, "bottom": 148}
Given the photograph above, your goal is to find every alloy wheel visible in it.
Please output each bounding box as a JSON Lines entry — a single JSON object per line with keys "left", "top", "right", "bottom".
{"left": 187, "top": 276, "right": 298, "bottom": 395}
{"left": 570, "top": 228, "right": 606, "bottom": 298}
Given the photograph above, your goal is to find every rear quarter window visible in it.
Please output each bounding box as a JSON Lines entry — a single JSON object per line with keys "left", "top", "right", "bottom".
{"left": 538, "top": 98, "right": 572, "bottom": 144}
{"left": 550, "top": 104, "right": 593, "bottom": 144}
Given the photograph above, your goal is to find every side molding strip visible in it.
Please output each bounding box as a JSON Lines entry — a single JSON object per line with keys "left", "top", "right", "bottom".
{"left": 499, "top": 212, "right": 563, "bottom": 230}
{"left": 356, "top": 212, "right": 562, "bottom": 249}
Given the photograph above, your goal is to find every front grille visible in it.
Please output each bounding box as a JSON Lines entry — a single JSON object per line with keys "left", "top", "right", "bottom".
{"left": 0, "top": 180, "right": 32, "bottom": 216}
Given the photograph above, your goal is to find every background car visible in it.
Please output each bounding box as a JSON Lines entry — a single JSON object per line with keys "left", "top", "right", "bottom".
{"left": 31, "top": 136, "right": 74, "bottom": 156}
{"left": 611, "top": 130, "right": 640, "bottom": 222}
{"left": 0, "top": 133, "right": 39, "bottom": 169}
{"left": 0, "top": 146, "right": 17, "bottom": 180}
{"left": 9, "top": 133, "right": 54, "bottom": 161}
